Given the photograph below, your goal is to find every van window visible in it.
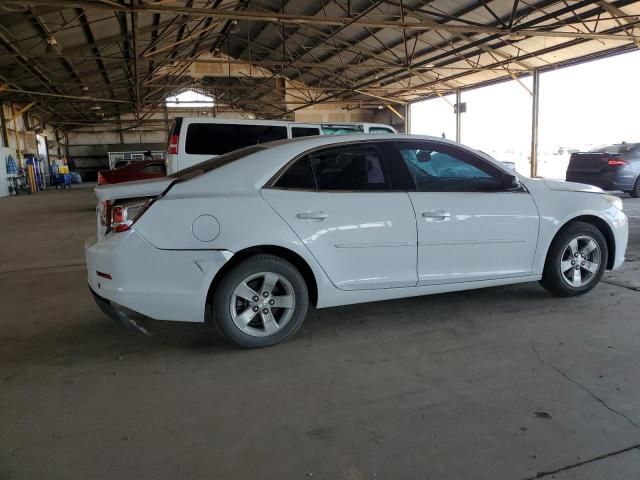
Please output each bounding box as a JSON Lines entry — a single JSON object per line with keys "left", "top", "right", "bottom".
{"left": 291, "top": 127, "right": 321, "bottom": 138}
{"left": 185, "top": 124, "right": 288, "bottom": 155}
{"left": 369, "top": 126, "right": 395, "bottom": 133}
{"left": 321, "top": 125, "right": 364, "bottom": 135}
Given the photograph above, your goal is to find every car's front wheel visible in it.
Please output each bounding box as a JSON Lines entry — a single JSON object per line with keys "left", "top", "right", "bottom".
{"left": 212, "top": 255, "right": 309, "bottom": 348}
{"left": 540, "top": 221, "right": 608, "bottom": 296}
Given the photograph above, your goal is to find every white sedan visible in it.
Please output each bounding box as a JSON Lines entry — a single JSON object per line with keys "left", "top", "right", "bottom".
{"left": 85, "top": 135, "right": 628, "bottom": 348}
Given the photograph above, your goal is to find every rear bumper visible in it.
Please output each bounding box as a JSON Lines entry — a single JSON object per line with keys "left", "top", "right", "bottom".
{"left": 90, "top": 287, "right": 151, "bottom": 335}
{"left": 85, "top": 230, "right": 233, "bottom": 323}
{"left": 566, "top": 172, "right": 635, "bottom": 191}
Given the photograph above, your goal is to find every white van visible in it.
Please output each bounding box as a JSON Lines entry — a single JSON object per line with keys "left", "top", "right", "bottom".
{"left": 166, "top": 118, "right": 396, "bottom": 173}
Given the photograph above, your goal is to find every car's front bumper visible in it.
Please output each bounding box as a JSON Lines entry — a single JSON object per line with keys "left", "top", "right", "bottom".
{"left": 85, "top": 230, "right": 233, "bottom": 323}
{"left": 610, "top": 207, "right": 628, "bottom": 270}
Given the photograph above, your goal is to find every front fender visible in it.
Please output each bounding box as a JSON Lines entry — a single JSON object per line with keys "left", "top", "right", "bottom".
{"left": 530, "top": 191, "right": 627, "bottom": 274}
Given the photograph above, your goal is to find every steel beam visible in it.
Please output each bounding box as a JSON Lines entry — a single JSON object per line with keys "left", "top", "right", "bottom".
{"left": 1, "top": 87, "right": 133, "bottom": 103}
{"left": 4, "top": 1, "right": 640, "bottom": 42}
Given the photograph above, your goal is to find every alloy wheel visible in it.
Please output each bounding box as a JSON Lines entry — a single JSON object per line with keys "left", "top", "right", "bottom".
{"left": 229, "top": 272, "right": 296, "bottom": 337}
{"left": 560, "top": 235, "right": 601, "bottom": 288}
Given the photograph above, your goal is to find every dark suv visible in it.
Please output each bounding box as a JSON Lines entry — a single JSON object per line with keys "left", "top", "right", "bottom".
{"left": 566, "top": 143, "right": 640, "bottom": 197}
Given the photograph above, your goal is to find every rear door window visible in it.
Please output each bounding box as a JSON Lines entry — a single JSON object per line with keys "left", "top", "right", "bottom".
{"left": 185, "top": 124, "right": 288, "bottom": 155}
{"left": 309, "top": 144, "right": 390, "bottom": 191}
{"left": 274, "top": 157, "right": 316, "bottom": 189}
{"left": 272, "top": 141, "right": 413, "bottom": 191}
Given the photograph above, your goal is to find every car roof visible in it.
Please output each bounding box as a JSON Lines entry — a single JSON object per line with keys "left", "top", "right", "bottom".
{"left": 589, "top": 143, "right": 640, "bottom": 153}
{"left": 173, "top": 117, "right": 396, "bottom": 130}
{"left": 252, "top": 134, "right": 509, "bottom": 177}
{"left": 320, "top": 122, "right": 394, "bottom": 127}
{"left": 169, "top": 133, "right": 512, "bottom": 196}
{"left": 176, "top": 117, "right": 294, "bottom": 126}
{"left": 258, "top": 133, "right": 460, "bottom": 150}
{"left": 260, "top": 133, "right": 442, "bottom": 149}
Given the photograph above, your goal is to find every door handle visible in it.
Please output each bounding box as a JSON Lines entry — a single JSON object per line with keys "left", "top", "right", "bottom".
{"left": 297, "top": 211, "right": 330, "bottom": 220}
{"left": 422, "top": 210, "right": 450, "bottom": 219}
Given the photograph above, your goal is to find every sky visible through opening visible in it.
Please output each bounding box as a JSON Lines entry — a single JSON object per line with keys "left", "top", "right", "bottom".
{"left": 166, "top": 89, "right": 214, "bottom": 108}
{"left": 410, "top": 49, "right": 640, "bottom": 179}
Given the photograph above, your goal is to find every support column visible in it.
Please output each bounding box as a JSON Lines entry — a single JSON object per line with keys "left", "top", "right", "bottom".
{"left": 0, "top": 102, "right": 9, "bottom": 148}
{"left": 117, "top": 114, "right": 124, "bottom": 144}
{"left": 63, "top": 128, "right": 70, "bottom": 164}
{"left": 530, "top": 69, "right": 540, "bottom": 177}
{"left": 455, "top": 89, "right": 462, "bottom": 142}
{"left": 404, "top": 103, "right": 410, "bottom": 133}
{"left": 163, "top": 103, "right": 170, "bottom": 142}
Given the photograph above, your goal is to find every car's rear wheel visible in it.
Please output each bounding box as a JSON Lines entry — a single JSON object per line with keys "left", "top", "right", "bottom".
{"left": 212, "top": 255, "right": 308, "bottom": 348}
{"left": 631, "top": 177, "right": 640, "bottom": 198}
{"left": 540, "top": 221, "right": 608, "bottom": 297}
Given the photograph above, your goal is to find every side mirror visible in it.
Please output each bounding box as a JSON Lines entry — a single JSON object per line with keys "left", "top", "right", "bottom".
{"left": 503, "top": 174, "right": 521, "bottom": 190}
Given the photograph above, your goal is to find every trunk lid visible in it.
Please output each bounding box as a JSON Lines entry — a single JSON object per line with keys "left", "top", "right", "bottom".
{"left": 567, "top": 152, "right": 614, "bottom": 173}
{"left": 94, "top": 177, "right": 174, "bottom": 202}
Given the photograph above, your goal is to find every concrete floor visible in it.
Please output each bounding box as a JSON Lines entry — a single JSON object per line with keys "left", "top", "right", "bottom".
{"left": 1, "top": 186, "right": 639, "bottom": 480}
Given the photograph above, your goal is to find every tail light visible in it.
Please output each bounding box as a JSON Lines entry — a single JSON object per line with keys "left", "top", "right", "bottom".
{"left": 97, "top": 172, "right": 106, "bottom": 185}
{"left": 608, "top": 157, "right": 629, "bottom": 167}
{"left": 168, "top": 134, "right": 179, "bottom": 155}
{"left": 109, "top": 198, "right": 153, "bottom": 233}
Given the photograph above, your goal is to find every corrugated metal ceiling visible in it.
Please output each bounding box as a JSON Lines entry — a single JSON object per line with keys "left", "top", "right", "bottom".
{"left": 0, "top": 0, "right": 638, "bottom": 125}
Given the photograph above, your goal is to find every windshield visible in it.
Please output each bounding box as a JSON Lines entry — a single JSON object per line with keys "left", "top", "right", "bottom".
{"left": 169, "top": 145, "right": 266, "bottom": 179}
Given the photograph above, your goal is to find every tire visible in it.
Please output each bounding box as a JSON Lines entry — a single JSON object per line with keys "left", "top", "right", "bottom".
{"left": 631, "top": 177, "right": 640, "bottom": 198}
{"left": 540, "top": 221, "right": 608, "bottom": 297}
{"left": 212, "top": 254, "right": 309, "bottom": 348}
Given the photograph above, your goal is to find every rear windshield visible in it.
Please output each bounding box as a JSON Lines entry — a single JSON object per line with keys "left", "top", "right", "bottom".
{"left": 185, "top": 123, "right": 288, "bottom": 155}
{"left": 169, "top": 145, "right": 266, "bottom": 180}
{"left": 589, "top": 144, "right": 639, "bottom": 154}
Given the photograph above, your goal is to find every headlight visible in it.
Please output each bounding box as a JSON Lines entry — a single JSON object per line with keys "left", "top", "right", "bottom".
{"left": 603, "top": 194, "right": 623, "bottom": 211}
